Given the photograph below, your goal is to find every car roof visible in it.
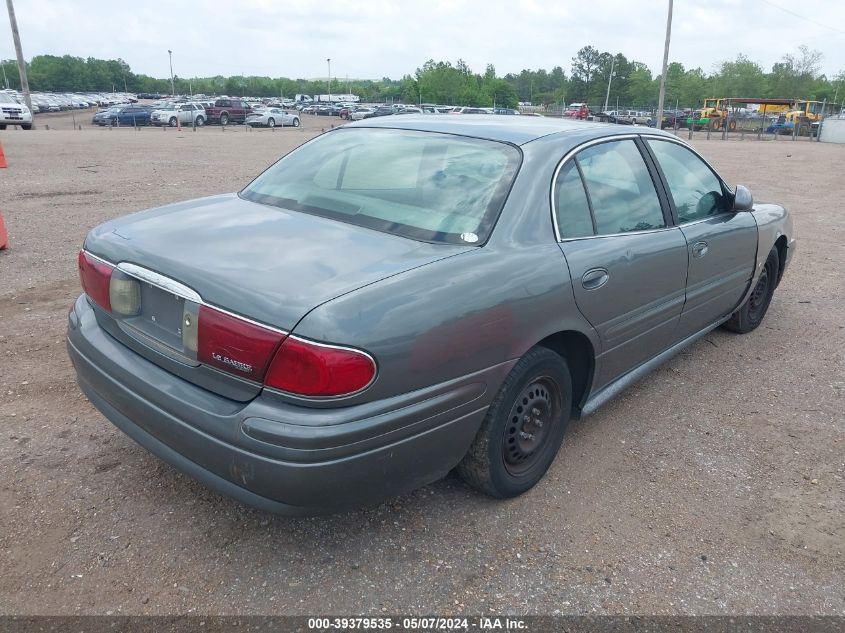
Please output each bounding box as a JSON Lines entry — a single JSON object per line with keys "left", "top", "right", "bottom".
{"left": 345, "top": 114, "right": 650, "bottom": 145}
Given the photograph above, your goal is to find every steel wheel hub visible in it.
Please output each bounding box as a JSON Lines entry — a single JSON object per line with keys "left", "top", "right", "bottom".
{"left": 504, "top": 378, "right": 558, "bottom": 475}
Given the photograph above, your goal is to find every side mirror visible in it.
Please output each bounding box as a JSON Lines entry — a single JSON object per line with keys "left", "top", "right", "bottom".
{"left": 733, "top": 185, "right": 754, "bottom": 211}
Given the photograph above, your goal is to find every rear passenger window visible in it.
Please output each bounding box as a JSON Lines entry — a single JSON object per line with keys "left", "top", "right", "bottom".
{"left": 647, "top": 139, "right": 728, "bottom": 223}
{"left": 553, "top": 161, "right": 594, "bottom": 239}
{"left": 576, "top": 140, "right": 665, "bottom": 235}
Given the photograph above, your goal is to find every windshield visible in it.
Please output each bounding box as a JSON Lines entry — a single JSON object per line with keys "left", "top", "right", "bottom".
{"left": 240, "top": 128, "right": 521, "bottom": 245}
{"left": 0, "top": 93, "right": 17, "bottom": 104}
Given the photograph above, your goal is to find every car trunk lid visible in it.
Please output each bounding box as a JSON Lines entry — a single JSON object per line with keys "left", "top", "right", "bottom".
{"left": 83, "top": 193, "right": 471, "bottom": 399}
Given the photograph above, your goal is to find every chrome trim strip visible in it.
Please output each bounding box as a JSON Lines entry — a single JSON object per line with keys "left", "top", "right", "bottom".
{"left": 117, "top": 262, "right": 203, "bottom": 303}
{"left": 82, "top": 250, "right": 115, "bottom": 268}
{"left": 204, "top": 305, "right": 289, "bottom": 336}
{"left": 558, "top": 226, "right": 678, "bottom": 243}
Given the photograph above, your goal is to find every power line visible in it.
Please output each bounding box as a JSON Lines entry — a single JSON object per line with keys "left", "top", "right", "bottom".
{"left": 756, "top": 0, "right": 845, "bottom": 35}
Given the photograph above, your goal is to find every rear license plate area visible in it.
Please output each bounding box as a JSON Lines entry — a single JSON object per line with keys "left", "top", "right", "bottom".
{"left": 122, "top": 282, "right": 186, "bottom": 353}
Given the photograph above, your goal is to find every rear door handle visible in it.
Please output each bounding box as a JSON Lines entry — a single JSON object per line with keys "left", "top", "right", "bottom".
{"left": 582, "top": 268, "right": 610, "bottom": 290}
{"left": 692, "top": 241, "right": 709, "bottom": 258}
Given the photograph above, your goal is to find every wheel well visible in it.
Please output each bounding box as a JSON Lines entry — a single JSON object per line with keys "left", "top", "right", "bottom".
{"left": 774, "top": 235, "right": 788, "bottom": 286}
{"left": 536, "top": 331, "right": 595, "bottom": 418}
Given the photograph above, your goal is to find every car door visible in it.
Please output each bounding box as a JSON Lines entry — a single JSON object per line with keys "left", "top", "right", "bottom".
{"left": 554, "top": 137, "right": 689, "bottom": 389}
{"left": 644, "top": 138, "right": 757, "bottom": 336}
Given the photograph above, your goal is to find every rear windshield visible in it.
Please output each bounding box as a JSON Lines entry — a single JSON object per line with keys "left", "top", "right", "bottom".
{"left": 240, "top": 128, "right": 521, "bottom": 245}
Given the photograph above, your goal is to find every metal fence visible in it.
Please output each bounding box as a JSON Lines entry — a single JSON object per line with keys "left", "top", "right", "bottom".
{"left": 664, "top": 114, "right": 826, "bottom": 142}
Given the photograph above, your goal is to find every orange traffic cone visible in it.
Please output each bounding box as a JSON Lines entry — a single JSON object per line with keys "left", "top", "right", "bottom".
{"left": 0, "top": 212, "right": 8, "bottom": 250}
{"left": 0, "top": 141, "right": 7, "bottom": 169}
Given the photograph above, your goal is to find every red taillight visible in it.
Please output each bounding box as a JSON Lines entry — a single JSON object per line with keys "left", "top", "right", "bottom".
{"left": 197, "top": 305, "right": 285, "bottom": 382}
{"left": 265, "top": 337, "right": 376, "bottom": 397}
{"left": 78, "top": 250, "right": 113, "bottom": 312}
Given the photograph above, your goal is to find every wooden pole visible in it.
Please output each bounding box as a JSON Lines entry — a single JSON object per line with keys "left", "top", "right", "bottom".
{"left": 5, "top": 0, "right": 34, "bottom": 126}
{"left": 655, "top": 0, "right": 673, "bottom": 130}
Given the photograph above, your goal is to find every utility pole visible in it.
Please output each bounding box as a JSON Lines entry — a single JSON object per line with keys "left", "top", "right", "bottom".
{"left": 326, "top": 58, "right": 331, "bottom": 103}
{"left": 655, "top": 0, "right": 674, "bottom": 130}
{"left": 167, "top": 49, "right": 175, "bottom": 96}
{"left": 5, "top": 0, "right": 33, "bottom": 119}
{"left": 603, "top": 56, "right": 615, "bottom": 113}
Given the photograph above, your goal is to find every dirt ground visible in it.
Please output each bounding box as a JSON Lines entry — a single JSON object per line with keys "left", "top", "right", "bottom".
{"left": 0, "top": 112, "right": 842, "bottom": 616}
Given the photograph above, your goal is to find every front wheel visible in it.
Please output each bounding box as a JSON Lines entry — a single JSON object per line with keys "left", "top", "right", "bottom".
{"left": 723, "top": 246, "right": 779, "bottom": 334}
{"left": 457, "top": 347, "right": 572, "bottom": 498}
{"left": 168, "top": 117, "right": 177, "bottom": 127}
{"left": 292, "top": 117, "right": 300, "bottom": 127}
{"left": 195, "top": 116, "right": 204, "bottom": 127}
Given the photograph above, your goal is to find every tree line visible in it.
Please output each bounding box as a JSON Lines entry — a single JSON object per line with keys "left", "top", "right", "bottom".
{"left": 2, "top": 45, "right": 842, "bottom": 110}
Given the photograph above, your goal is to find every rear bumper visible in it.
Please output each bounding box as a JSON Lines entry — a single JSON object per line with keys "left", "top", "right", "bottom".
{"left": 67, "top": 296, "right": 500, "bottom": 514}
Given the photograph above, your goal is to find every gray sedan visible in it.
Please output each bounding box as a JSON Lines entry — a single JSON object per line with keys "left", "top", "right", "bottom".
{"left": 68, "top": 117, "right": 795, "bottom": 514}
{"left": 245, "top": 107, "right": 300, "bottom": 128}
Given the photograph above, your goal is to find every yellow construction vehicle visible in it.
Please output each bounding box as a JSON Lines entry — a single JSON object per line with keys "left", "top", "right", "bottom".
{"left": 688, "top": 98, "right": 795, "bottom": 131}
{"left": 688, "top": 98, "right": 737, "bottom": 131}
{"left": 781, "top": 101, "right": 832, "bottom": 136}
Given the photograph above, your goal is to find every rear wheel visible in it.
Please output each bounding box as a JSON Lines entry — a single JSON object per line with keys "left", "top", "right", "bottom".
{"left": 220, "top": 112, "right": 229, "bottom": 126}
{"left": 292, "top": 118, "right": 300, "bottom": 127}
{"left": 457, "top": 347, "right": 572, "bottom": 498}
{"left": 723, "top": 246, "right": 779, "bottom": 334}
{"left": 0, "top": 124, "right": 6, "bottom": 130}
{"left": 168, "top": 117, "right": 177, "bottom": 127}
{"left": 195, "top": 116, "right": 205, "bottom": 127}
{"left": 267, "top": 117, "right": 275, "bottom": 128}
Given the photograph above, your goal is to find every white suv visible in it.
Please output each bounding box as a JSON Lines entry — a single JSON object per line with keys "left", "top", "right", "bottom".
{"left": 0, "top": 92, "right": 33, "bottom": 130}
{"left": 151, "top": 102, "right": 206, "bottom": 127}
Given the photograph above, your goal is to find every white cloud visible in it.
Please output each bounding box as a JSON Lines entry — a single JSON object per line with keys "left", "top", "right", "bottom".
{"left": 3, "top": 0, "right": 843, "bottom": 79}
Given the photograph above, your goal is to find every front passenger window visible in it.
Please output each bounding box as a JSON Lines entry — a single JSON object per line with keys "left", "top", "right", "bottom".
{"left": 647, "top": 140, "right": 728, "bottom": 223}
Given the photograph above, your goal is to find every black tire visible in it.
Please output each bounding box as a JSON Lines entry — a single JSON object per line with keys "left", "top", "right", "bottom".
{"left": 267, "top": 117, "right": 275, "bottom": 128}
{"left": 457, "top": 347, "right": 572, "bottom": 498}
{"left": 292, "top": 118, "right": 300, "bottom": 127}
{"left": 723, "top": 246, "right": 779, "bottom": 334}
{"left": 219, "top": 112, "right": 229, "bottom": 126}
{"left": 195, "top": 116, "right": 205, "bottom": 127}
{"left": 729, "top": 119, "right": 737, "bottom": 131}
{"left": 110, "top": 119, "right": 118, "bottom": 127}
{"left": 0, "top": 124, "right": 6, "bottom": 130}
{"left": 168, "top": 117, "right": 177, "bottom": 127}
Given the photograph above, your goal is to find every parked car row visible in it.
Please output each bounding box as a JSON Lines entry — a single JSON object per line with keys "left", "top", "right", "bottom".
{"left": 0, "top": 90, "right": 32, "bottom": 129}
{"left": 298, "top": 102, "right": 522, "bottom": 120}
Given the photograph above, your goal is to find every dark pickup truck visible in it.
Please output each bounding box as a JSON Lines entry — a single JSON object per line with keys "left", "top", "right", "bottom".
{"left": 205, "top": 98, "right": 253, "bottom": 125}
